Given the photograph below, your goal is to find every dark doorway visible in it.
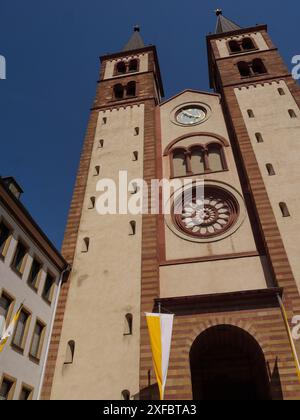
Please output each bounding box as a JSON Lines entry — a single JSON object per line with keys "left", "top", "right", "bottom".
{"left": 190, "top": 325, "right": 271, "bottom": 400}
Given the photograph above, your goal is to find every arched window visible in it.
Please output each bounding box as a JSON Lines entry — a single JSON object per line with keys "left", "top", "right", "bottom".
{"left": 122, "top": 390, "right": 130, "bottom": 400}
{"left": 229, "top": 40, "right": 241, "bottom": 53}
{"left": 129, "top": 221, "right": 136, "bottom": 236}
{"left": 278, "top": 88, "right": 285, "bottom": 96}
{"left": 172, "top": 149, "right": 187, "bottom": 177}
{"left": 88, "top": 196, "right": 96, "bottom": 209}
{"left": 242, "top": 37, "right": 255, "bottom": 51}
{"left": 190, "top": 147, "right": 205, "bottom": 174}
{"left": 128, "top": 59, "right": 138, "bottom": 72}
{"left": 114, "top": 84, "right": 124, "bottom": 100}
{"left": 207, "top": 144, "right": 224, "bottom": 172}
{"left": 64, "top": 340, "right": 75, "bottom": 364}
{"left": 238, "top": 61, "right": 251, "bottom": 77}
{"left": 98, "top": 139, "right": 104, "bottom": 148}
{"left": 126, "top": 81, "right": 136, "bottom": 97}
{"left": 266, "top": 164, "right": 276, "bottom": 176}
{"left": 252, "top": 59, "right": 267, "bottom": 75}
{"left": 255, "top": 133, "right": 264, "bottom": 143}
{"left": 116, "top": 61, "right": 126, "bottom": 74}
{"left": 289, "top": 109, "right": 297, "bottom": 118}
{"left": 124, "top": 313, "right": 133, "bottom": 336}
{"left": 279, "top": 202, "right": 290, "bottom": 217}
{"left": 134, "top": 127, "right": 139, "bottom": 136}
{"left": 82, "top": 237, "right": 90, "bottom": 253}
{"left": 132, "top": 151, "right": 138, "bottom": 161}
{"left": 248, "top": 109, "right": 255, "bottom": 118}
{"left": 94, "top": 165, "right": 100, "bottom": 176}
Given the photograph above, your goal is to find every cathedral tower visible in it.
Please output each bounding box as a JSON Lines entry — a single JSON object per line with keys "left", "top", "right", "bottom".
{"left": 43, "top": 14, "right": 300, "bottom": 400}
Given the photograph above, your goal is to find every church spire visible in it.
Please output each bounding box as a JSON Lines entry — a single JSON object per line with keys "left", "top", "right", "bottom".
{"left": 215, "top": 9, "right": 242, "bottom": 34}
{"left": 123, "top": 26, "right": 145, "bottom": 52}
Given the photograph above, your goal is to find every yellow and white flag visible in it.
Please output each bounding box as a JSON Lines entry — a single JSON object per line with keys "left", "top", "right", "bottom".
{"left": 277, "top": 295, "right": 300, "bottom": 383}
{"left": 146, "top": 313, "right": 174, "bottom": 400}
{"left": 0, "top": 306, "right": 22, "bottom": 353}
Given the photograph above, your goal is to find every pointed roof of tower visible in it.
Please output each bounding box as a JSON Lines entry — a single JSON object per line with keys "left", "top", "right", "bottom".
{"left": 215, "top": 9, "right": 242, "bottom": 34}
{"left": 123, "top": 26, "right": 145, "bottom": 52}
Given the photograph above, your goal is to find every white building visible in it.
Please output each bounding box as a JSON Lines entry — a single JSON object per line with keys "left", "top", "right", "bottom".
{"left": 0, "top": 176, "right": 68, "bottom": 400}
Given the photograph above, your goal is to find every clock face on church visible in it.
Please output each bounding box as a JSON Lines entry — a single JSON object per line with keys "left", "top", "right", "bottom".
{"left": 176, "top": 106, "right": 207, "bottom": 125}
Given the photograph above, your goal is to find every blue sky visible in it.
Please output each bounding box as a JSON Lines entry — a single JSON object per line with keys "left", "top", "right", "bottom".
{"left": 0, "top": 0, "right": 299, "bottom": 249}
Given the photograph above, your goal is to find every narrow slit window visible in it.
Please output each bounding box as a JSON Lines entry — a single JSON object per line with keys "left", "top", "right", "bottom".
{"left": 64, "top": 340, "right": 75, "bottom": 364}
{"left": 247, "top": 109, "right": 255, "bottom": 118}
{"left": 129, "top": 221, "right": 136, "bottom": 236}
{"left": 122, "top": 390, "right": 130, "bottom": 401}
{"left": 132, "top": 151, "right": 138, "bottom": 161}
{"left": 255, "top": 133, "right": 264, "bottom": 143}
{"left": 124, "top": 313, "right": 133, "bottom": 335}
{"left": 88, "top": 197, "right": 96, "bottom": 209}
{"left": 266, "top": 164, "right": 276, "bottom": 176}
{"left": 278, "top": 88, "right": 285, "bottom": 96}
{"left": 102, "top": 117, "right": 107, "bottom": 125}
{"left": 82, "top": 237, "right": 90, "bottom": 253}
{"left": 98, "top": 140, "right": 104, "bottom": 149}
{"left": 289, "top": 109, "right": 297, "bottom": 118}
{"left": 279, "top": 202, "right": 290, "bottom": 217}
{"left": 94, "top": 166, "right": 100, "bottom": 176}
{"left": 134, "top": 127, "right": 139, "bottom": 136}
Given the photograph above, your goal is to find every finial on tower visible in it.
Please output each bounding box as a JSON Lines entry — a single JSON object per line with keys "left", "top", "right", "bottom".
{"left": 215, "top": 9, "right": 222, "bottom": 16}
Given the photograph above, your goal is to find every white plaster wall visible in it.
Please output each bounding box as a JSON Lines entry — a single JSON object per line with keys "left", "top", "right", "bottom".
{"left": 216, "top": 32, "right": 269, "bottom": 58}
{"left": 0, "top": 204, "right": 60, "bottom": 400}
{"left": 104, "top": 53, "right": 149, "bottom": 80}
{"left": 235, "top": 80, "right": 300, "bottom": 294}
{"left": 51, "top": 105, "right": 145, "bottom": 400}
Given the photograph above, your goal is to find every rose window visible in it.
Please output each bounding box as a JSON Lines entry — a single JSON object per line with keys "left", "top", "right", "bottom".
{"left": 173, "top": 186, "right": 239, "bottom": 239}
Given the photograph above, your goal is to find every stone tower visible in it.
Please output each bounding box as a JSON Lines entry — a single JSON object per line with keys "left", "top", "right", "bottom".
{"left": 42, "top": 14, "right": 300, "bottom": 400}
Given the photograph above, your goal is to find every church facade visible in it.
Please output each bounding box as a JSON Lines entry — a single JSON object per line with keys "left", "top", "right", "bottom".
{"left": 42, "top": 12, "right": 300, "bottom": 400}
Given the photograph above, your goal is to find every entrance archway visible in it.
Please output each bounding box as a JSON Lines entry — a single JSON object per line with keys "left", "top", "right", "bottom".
{"left": 190, "top": 325, "right": 271, "bottom": 400}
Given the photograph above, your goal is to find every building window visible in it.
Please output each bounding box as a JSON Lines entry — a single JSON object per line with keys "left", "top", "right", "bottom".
{"left": 19, "top": 384, "right": 33, "bottom": 400}
{"left": 242, "top": 37, "right": 256, "bottom": 50}
{"left": 289, "top": 109, "right": 297, "bottom": 118}
{"left": 11, "top": 241, "right": 28, "bottom": 276}
{"left": 102, "top": 117, "right": 107, "bottom": 125}
{"left": 278, "top": 88, "right": 285, "bottom": 96}
{"left": 128, "top": 59, "right": 139, "bottom": 72}
{"left": 229, "top": 40, "right": 241, "bottom": 53}
{"left": 237, "top": 61, "right": 251, "bottom": 77}
{"left": 0, "top": 375, "right": 16, "bottom": 401}
{"left": 252, "top": 59, "right": 267, "bottom": 75}
{"left": 98, "top": 139, "right": 104, "bottom": 148}
{"left": 42, "top": 273, "right": 55, "bottom": 303}
{"left": 29, "top": 320, "right": 46, "bottom": 361}
{"left": 0, "top": 221, "right": 12, "bottom": 260}
{"left": 129, "top": 221, "right": 136, "bottom": 236}
{"left": 0, "top": 291, "right": 14, "bottom": 332}
{"left": 94, "top": 165, "right": 100, "bottom": 176}
{"left": 132, "top": 151, "right": 139, "bottom": 161}
{"left": 126, "top": 81, "right": 136, "bottom": 97}
{"left": 266, "top": 164, "right": 276, "bottom": 176}
{"left": 65, "top": 340, "right": 75, "bottom": 364}
{"left": 28, "top": 258, "right": 42, "bottom": 290}
{"left": 114, "top": 84, "right": 124, "bottom": 100}
{"left": 12, "top": 308, "right": 31, "bottom": 351}
{"left": 134, "top": 127, "right": 139, "bottom": 136}
{"left": 88, "top": 197, "right": 96, "bottom": 209}
{"left": 122, "top": 390, "right": 130, "bottom": 400}
{"left": 82, "top": 237, "right": 90, "bottom": 253}
{"left": 247, "top": 109, "right": 255, "bottom": 118}
{"left": 124, "top": 313, "right": 133, "bottom": 336}
{"left": 116, "top": 61, "right": 126, "bottom": 75}
{"left": 279, "top": 202, "right": 290, "bottom": 217}
{"left": 255, "top": 133, "right": 264, "bottom": 143}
